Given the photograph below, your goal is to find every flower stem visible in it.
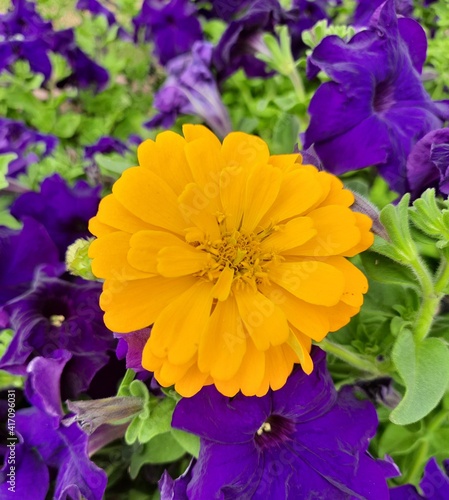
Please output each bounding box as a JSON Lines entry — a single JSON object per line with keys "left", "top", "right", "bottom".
{"left": 288, "top": 67, "right": 306, "bottom": 105}
{"left": 319, "top": 339, "right": 380, "bottom": 375}
{"left": 403, "top": 438, "right": 429, "bottom": 485}
{"left": 409, "top": 255, "right": 440, "bottom": 343}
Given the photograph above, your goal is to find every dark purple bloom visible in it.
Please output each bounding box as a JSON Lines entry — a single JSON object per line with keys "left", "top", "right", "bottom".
{"left": 0, "top": 350, "right": 107, "bottom": 499}
{"left": 0, "top": 273, "right": 114, "bottom": 397}
{"left": 303, "top": 0, "right": 449, "bottom": 194}
{"left": 171, "top": 348, "right": 398, "bottom": 499}
{"left": 147, "top": 41, "right": 231, "bottom": 137}
{"left": 0, "top": 117, "right": 58, "bottom": 176}
{"left": 159, "top": 459, "right": 195, "bottom": 500}
{"left": 0, "top": 0, "right": 54, "bottom": 80}
{"left": 0, "top": 218, "right": 60, "bottom": 307}
{"left": 133, "top": 0, "right": 202, "bottom": 66}
{"left": 213, "top": 0, "right": 292, "bottom": 82}
{"left": 53, "top": 29, "right": 109, "bottom": 92}
{"left": 406, "top": 128, "right": 449, "bottom": 199}
{"left": 76, "top": 0, "right": 117, "bottom": 26}
{"left": 10, "top": 173, "right": 101, "bottom": 259}
{"left": 390, "top": 457, "right": 449, "bottom": 499}
{"left": 115, "top": 328, "right": 151, "bottom": 372}
{"left": 84, "top": 136, "right": 129, "bottom": 159}
{"left": 353, "top": 0, "right": 413, "bottom": 27}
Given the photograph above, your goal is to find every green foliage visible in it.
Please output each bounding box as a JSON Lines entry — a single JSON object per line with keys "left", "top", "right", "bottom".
{"left": 391, "top": 331, "right": 449, "bottom": 425}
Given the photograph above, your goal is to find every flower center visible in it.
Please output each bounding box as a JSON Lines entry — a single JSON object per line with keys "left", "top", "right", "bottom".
{"left": 254, "top": 415, "right": 295, "bottom": 450}
{"left": 373, "top": 80, "right": 396, "bottom": 113}
{"left": 195, "top": 230, "right": 276, "bottom": 287}
{"left": 50, "top": 314, "right": 65, "bottom": 327}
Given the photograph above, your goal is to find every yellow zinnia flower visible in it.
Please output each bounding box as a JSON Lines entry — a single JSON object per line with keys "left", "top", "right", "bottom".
{"left": 89, "top": 125, "right": 373, "bottom": 397}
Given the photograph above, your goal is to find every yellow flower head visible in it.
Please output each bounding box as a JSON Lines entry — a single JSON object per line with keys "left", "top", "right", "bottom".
{"left": 89, "top": 125, "right": 373, "bottom": 397}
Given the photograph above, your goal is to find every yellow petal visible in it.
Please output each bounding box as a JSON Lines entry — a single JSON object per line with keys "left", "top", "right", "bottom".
{"left": 259, "top": 282, "right": 330, "bottom": 342}
{"left": 261, "top": 217, "right": 316, "bottom": 253}
{"left": 260, "top": 167, "right": 329, "bottom": 225}
{"left": 88, "top": 216, "right": 115, "bottom": 237}
{"left": 178, "top": 182, "right": 221, "bottom": 240}
{"left": 284, "top": 205, "right": 361, "bottom": 257}
{"left": 101, "top": 275, "right": 196, "bottom": 332}
{"left": 319, "top": 173, "right": 354, "bottom": 207}
{"left": 324, "top": 256, "right": 368, "bottom": 307}
{"left": 238, "top": 339, "right": 266, "bottom": 396}
{"left": 268, "top": 153, "right": 301, "bottom": 172}
{"left": 198, "top": 296, "right": 247, "bottom": 381}
{"left": 343, "top": 212, "right": 374, "bottom": 257}
{"left": 182, "top": 124, "right": 222, "bottom": 147}
{"left": 157, "top": 358, "right": 194, "bottom": 387}
{"left": 95, "top": 194, "right": 153, "bottom": 234}
{"left": 175, "top": 364, "right": 212, "bottom": 397}
{"left": 235, "top": 286, "right": 290, "bottom": 350}
{"left": 147, "top": 281, "right": 213, "bottom": 365}
{"left": 137, "top": 132, "right": 192, "bottom": 195}
{"left": 241, "top": 164, "right": 282, "bottom": 232}
{"left": 157, "top": 245, "right": 210, "bottom": 278}
{"left": 221, "top": 132, "right": 270, "bottom": 169}
{"left": 263, "top": 344, "right": 295, "bottom": 393}
{"left": 287, "top": 329, "right": 313, "bottom": 374}
{"left": 89, "top": 231, "right": 151, "bottom": 280}
{"left": 269, "top": 260, "right": 345, "bottom": 306}
{"left": 184, "top": 136, "right": 223, "bottom": 192}
{"left": 211, "top": 266, "right": 234, "bottom": 301}
{"left": 219, "top": 165, "right": 252, "bottom": 231}
{"left": 112, "top": 167, "right": 187, "bottom": 234}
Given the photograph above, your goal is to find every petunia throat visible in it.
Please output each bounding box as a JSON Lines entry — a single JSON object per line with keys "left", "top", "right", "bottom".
{"left": 254, "top": 414, "right": 295, "bottom": 450}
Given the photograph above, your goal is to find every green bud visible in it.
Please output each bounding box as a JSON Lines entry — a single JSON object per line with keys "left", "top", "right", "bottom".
{"left": 65, "top": 237, "right": 96, "bottom": 280}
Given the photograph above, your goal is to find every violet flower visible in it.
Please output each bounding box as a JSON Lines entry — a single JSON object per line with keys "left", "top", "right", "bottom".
{"left": 133, "top": 0, "right": 202, "bottom": 66}
{"left": 390, "top": 457, "right": 449, "bottom": 499}
{"left": 303, "top": 0, "right": 449, "bottom": 194}
{"left": 0, "top": 219, "right": 60, "bottom": 307}
{"left": 84, "top": 136, "right": 129, "bottom": 159}
{"left": 0, "top": 117, "right": 58, "bottom": 177}
{"left": 10, "top": 173, "right": 101, "bottom": 260}
{"left": 0, "top": 0, "right": 54, "bottom": 80}
{"left": 146, "top": 41, "right": 232, "bottom": 137}
{"left": 353, "top": 0, "right": 413, "bottom": 27}
{"left": 212, "top": 0, "right": 292, "bottom": 82}
{"left": 0, "top": 0, "right": 109, "bottom": 91}
{"left": 171, "top": 348, "right": 398, "bottom": 498}
{"left": 0, "top": 350, "right": 107, "bottom": 499}
{"left": 0, "top": 273, "right": 114, "bottom": 397}
{"left": 406, "top": 128, "right": 449, "bottom": 199}
{"left": 115, "top": 328, "right": 151, "bottom": 373}
{"left": 76, "top": 0, "right": 118, "bottom": 27}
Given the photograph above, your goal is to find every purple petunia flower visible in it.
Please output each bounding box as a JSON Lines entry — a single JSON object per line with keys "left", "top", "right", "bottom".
{"left": 0, "top": 117, "right": 58, "bottom": 177}
{"left": 84, "top": 136, "right": 129, "bottom": 160}
{"left": 146, "top": 41, "right": 232, "bottom": 137}
{"left": 10, "top": 173, "right": 101, "bottom": 259}
{"left": 0, "top": 350, "right": 107, "bottom": 500}
{"left": 0, "top": 0, "right": 108, "bottom": 91}
{"left": 406, "top": 128, "right": 449, "bottom": 199}
{"left": 303, "top": 0, "right": 449, "bottom": 194}
{"left": 212, "top": 0, "right": 291, "bottom": 82}
{"left": 133, "top": 0, "right": 202, "bottom": 66}
{"left": 115, "top": 328, "right": 151, "bottom": 373}
{"left": 170, "top": 348, "right": 398, "bottom": 499}
{"left": 0, "top": 218, "right": 60, "bottom": 307}
{"left": 76, "top": 0, "right": 117, "bottom": 27}
{"left": 0, "top": 273, "right": 114, "bottom": 397}
{"left": 353, "top": 0, "right": 413, "bottom": 27}
{"left": 390, "top": 457, "right": 449, "bottom": 499}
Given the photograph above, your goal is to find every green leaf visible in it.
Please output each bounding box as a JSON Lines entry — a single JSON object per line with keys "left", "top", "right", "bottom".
{"left": 361, "top": 252, "right": 419, "bottom": 289}
{"left": 129, "top": 433, "right": 186, "bottom": 478}
{"left": 136, "top": 397, "right": 176, "bottom": 444}
{"left": 53, "top": 112, "right": 82, "bottom": 138}
{"left": 391, "top": 331, "right": 449, "bottom": 425}
{"left": 0, "top": 153, "right": 17, "bottom": 190}
{"left": 379, "top": 194, "right": 417, "bottom": 262}
{"left": 271, "top": 113, "right": 300, "bottom": 154}
{"left": 95, "top": 153, "right": 129, "bottom": 175}
{"left": 171, "top": 428, "right": 200, "bottom": 458}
